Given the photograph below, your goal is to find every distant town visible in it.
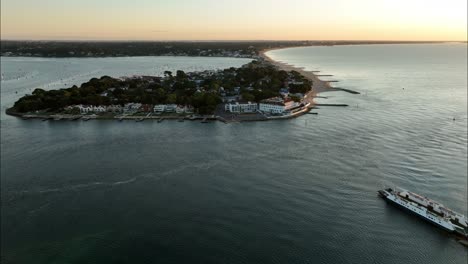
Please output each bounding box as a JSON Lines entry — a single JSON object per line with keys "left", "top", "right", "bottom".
{"left": 7, "top": 60, "right": 316, "bottom": 122}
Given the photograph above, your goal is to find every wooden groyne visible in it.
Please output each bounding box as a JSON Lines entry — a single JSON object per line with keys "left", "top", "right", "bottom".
{"left": 333, "top": 87, "right": 361, "bottom": 94}
{"left": 314, "top": 103, "right": 348, "bottom": 107}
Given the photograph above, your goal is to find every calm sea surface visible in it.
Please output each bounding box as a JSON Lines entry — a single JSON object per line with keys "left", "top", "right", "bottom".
{"left": 1, "top": 45, "right": 467, "bottom": 263}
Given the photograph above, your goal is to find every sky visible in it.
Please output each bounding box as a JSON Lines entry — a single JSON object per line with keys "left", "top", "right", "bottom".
{"left": 1, "top": 0, "right": 467, "bottom": 41}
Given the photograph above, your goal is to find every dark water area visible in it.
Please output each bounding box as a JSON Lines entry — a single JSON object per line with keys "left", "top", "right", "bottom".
{"left": 1, "top": 45, "right": 467, "bottom": 263}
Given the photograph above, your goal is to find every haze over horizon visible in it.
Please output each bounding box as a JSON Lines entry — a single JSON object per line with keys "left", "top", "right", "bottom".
{"left": 1, "top": 0, "right": 467, "bottom": 41}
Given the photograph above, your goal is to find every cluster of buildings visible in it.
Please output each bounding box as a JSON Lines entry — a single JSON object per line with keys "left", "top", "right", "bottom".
{"left": 153, "top": 104, "right": 194, "bottom": 114}
{"left": 66, "top": 103, "right": 194, "bottom": 115}
{"left": 224, "top": 97, "right": 301, "bottom": 115}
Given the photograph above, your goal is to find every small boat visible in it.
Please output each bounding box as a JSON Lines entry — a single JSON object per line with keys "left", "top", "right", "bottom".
{"left": 82, "top": 117, "right": 91, "bottom": 121}
{"left": 379, "top": 187, "right": 468, "bottom": 239}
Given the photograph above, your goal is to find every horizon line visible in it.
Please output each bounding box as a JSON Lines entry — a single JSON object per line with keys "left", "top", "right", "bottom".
{"left": 1, "top": 39, "right": 467, "bottom": 43}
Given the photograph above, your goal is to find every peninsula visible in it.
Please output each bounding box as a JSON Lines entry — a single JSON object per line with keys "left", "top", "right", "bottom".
{"left": 7, "top": 50, "right": 360, "bottom": 122}
{"left": 7, "top": 60, "right": 327, "bottom": 122}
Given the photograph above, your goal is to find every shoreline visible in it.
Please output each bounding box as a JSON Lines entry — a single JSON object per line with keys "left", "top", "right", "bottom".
{"left": 259, "top": 47, "right": 360, "bottom": 107}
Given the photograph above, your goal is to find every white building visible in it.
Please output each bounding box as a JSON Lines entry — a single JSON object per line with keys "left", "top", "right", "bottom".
{"left": 78, "top": 105, "right": 93, "bottom": 114}
{"left": 93, "top": 106, "right": 106, "bottom": 112}
{"left": 154, "top": 105, "right": 166, "bottom": 113}
{"left": 259, "top": 97, "right": 298, "bottom": 114}
{"left": 165, "top": 104, "right": 177, "bottom": 113}
{"left": 175, "top": 105, "right": 195, "bottom": 114}
{"left": 176, "top": 106, "right": 184, "bottom": 114}
{"left": 259, "top": 102, "right": 285, "bottom": 114}
{"left": 124, "top": 103, "right": 142, "bottom": 114}
{"left": 106, "top": 105, "right": 123, "bottom": 113}
{"left": 225, "top": 102, "right": 258, "bottom": 113}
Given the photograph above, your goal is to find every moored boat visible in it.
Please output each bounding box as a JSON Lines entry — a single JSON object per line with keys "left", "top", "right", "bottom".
{"left": 379, "top": 187, "right": 468, "bottom": 238}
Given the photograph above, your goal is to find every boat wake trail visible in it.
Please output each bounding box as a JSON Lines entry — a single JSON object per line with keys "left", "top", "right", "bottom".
{"left": 4, "top": 160, "right": 223, "bottom": 203}
{"left": 3, "top": 177, "right": 138, "bottom": 203}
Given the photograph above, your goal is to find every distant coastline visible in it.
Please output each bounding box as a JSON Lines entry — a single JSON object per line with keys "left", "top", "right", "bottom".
{"left": 0, "top": 40, "right": 449, "bottom": 58}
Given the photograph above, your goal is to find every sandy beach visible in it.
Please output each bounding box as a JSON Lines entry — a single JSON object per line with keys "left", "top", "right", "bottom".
{"left": 259, "top": 48, "right": 346, "bottom": 107}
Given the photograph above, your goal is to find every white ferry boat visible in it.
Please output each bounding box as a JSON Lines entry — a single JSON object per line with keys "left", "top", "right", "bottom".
{"left": 378, "top": 187, "right": 468, "bottom": 238}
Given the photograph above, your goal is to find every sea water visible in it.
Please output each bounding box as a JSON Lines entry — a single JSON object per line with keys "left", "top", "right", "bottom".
{"left": 1, "top": 45, "right": 467, "bottom": 263}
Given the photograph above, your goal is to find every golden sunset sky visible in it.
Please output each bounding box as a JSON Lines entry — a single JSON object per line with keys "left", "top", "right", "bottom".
{"left": 1, "top": 0, "right": 467, "bottom": 41}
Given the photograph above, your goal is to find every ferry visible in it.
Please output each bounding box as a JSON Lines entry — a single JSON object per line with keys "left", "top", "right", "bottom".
{"left": 378, "top": 187, "right": 468, "bottom": 238}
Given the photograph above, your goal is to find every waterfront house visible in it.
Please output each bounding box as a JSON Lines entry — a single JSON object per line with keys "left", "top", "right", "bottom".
{"left": 259, "top": 97, "right": 298, "bottom": 114}
{"left": 124, "top": 103, "right": 142, "bottom": 114}
{"left": 176, "top": 105, "right": 191, "bottom": 114}
{"left": 225, "top": 102, "right": 258, "bottom": 113}
{"left": 165, "top": 104, "right": 177, "bottom": 113}
{"left": 153, "top": 105, "right": 165, "bottom": 113}
{"left": 78, "top": 105, "right": 93, "bottom": 114}
{"left": 93, "top": 106, "right": 106, "bottom": 113}
{"left": 106, "top": 105, "right": 123, "bottom": 113}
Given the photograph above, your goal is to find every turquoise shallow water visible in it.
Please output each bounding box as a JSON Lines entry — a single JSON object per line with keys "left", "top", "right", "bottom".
{"left": 1, "top": 45, "right": 467, "bottom": 263}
